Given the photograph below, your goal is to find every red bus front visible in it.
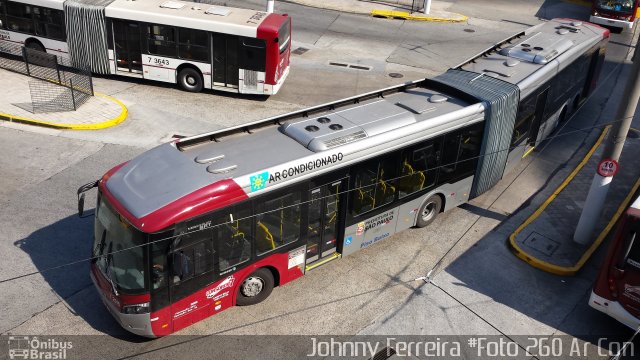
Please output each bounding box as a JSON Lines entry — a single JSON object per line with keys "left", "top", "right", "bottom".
{"left": 87, "top": 162, "right": 306, "bottom": 337}
{"left": 257, "top": 13, "right": 291, "bottom": 95}
{"left": 589, "top": 197, "right": 640, "bottom": 330}
{"left": 590, "top": 0, "right": 639, "bottom": 30}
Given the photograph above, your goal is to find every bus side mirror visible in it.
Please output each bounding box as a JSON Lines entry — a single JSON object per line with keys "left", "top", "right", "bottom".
{"left": 77, "top": 180, "right": 99, "bottom": 218}
{"left": 78, "top": 193, "right": 86, "bottom": 217}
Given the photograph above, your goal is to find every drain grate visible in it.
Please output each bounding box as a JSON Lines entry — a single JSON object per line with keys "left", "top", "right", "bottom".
{"left": 388, "top": 72, "right": 404, "bottom": 78}
{"left": 523, "top": 231, "right": 560, "bottom": 257}
{"left": 292, "top": 47, "right": 309, "bottom": 55}
{"left": 329, "top": 61, "right": 373, "bottom": 71}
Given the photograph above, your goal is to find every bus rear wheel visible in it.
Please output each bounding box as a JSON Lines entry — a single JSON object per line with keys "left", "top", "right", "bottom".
{"left": 25, "top": 40, "right": 45, "bottom": 53}
{"left": 416, "top": 195, "right": 442, "bottom": 228}
{"left": 178, "top": 68, "right": 203, "bottom": 92}
{"left": 236, "top": 268, "right": 274, "bottom": 306}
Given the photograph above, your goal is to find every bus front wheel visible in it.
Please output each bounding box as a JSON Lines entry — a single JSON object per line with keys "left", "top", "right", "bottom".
{"left": 416, "top": 195, "right": 442, "bottom": 228}
{"left": 178, "top": 68, "right": 203, "bottom": 92}
{"left": 236, "top": 268, "right": 274, "bottom": 306}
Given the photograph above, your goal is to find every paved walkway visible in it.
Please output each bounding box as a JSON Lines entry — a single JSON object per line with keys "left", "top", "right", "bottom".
{"left": 509, "top": 127, "right": 640, "bottom": 275}
{"left": 0, "top": 68, "right": 127, "bottom": 130}
{"left": 286, "top": 0, "right": 468, "bottom": 21}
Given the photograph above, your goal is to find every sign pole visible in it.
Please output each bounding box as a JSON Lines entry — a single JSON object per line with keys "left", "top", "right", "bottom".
{"left": 574, "top": 33, "right": 640, "bottom": 245}
{"left": 424, "top": 0, "right": 432, "bottom": 15}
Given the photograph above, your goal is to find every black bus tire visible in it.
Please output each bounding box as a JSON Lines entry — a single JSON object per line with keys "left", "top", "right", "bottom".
{"left": 236, "top": 268, "right": 274, "bottom": 306}
{"left": 415, "top": 195, "right": 442, "bottom": 228}
{"left": 178, "top": 67, "right": 203, "bottom": 92}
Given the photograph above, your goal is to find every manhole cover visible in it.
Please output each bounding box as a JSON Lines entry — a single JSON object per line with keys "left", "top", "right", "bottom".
{"left": 292, "top": 47, "right": 309, "bottom": 55}
{"left": 523, "top": 231, "right": 560, "bottom": 257}
{"left": 464, "top": 28, "right": 476, "bottom": 33}
{"left": 389, "top": 73, "right": 404, "bottom": 78}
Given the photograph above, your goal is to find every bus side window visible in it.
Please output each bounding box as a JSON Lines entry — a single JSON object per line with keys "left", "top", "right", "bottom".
{"left": 255, "top": 191, "right": 301, "bottom": 255}
{"left": 148, "top": 24, "right": 177, "bottom": 58}
{"left": 0, "top": 0, "right": 6, "bottom": 29}
{"left": 240, "top": 37, "right": 266, "bottom": 72}
{"left": 169, "top": 225, "right": 214, "bottom": 285}
{"left": 151, "top": 238, "right": 171, "bottom": 290}
{"left": 350, "top": 155, "right": 398, "bottom": 216}
{"left": 6, "top": 2, "right": 34, "bottom": 34}
{"left": 178, "top": 28, "right": 208, "bottom": 62}
{"left": 456, "top": 123, "right": 484, "bottom": 177}
{"left": 439, "top": 131, "right": 461, "bottom": 182}
{"left": 33, "top": 7, "right": 65, "bottom": 41}
{"left": 398, "top": 139, "right": 441, "bottom": 198}
{"left": 216, "top": 206, "right": 252, "bottom": 271}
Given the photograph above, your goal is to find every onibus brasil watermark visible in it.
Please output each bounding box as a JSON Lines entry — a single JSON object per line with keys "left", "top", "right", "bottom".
{"left": 306, "top": 336, "right": 635, "bottom": 358}
{"left": 8, "top": 336, "right": 72, "bottom": 360}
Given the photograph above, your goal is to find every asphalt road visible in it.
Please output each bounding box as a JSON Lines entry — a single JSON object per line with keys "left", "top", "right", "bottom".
{"left": 0, "top": 1, "right": 639, "bottom": 359}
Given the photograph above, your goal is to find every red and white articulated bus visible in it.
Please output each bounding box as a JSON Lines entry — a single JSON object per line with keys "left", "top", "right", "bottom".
{"left": 590, "top": 0, "right": 640, "bottom": 31}
{"left": 0, "top": 0, "right": 291, "bottom": 94}
{"left": 590, "top": 194, "right": 640, "bottom": 330}
{"left": 78, "top": 19, "right": 608, "bottom": 337}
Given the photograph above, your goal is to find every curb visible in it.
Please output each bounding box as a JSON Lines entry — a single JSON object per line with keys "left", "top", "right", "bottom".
{"left": 371, "top": 9, "right": 468, "bottom": 22}
{"left": 0, "top": 92, "right": 128, "bottom": 130}
{"left": 508, "top": 126, "right": 640, "bottom": 276}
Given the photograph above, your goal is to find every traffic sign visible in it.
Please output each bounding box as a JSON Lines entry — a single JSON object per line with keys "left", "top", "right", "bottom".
{"left": 597, "top": 159, "right": 619, "bottom": 177}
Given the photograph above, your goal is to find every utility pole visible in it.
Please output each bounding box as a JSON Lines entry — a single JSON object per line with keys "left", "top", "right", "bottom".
{"left": 423, "top": 0, "right": 432, "bottom": 15}
{"left": 267, "top": 0, "right": 274, "bottom": 13}
{"left": 574, "top": 34, "right": 640, "bottom": 245}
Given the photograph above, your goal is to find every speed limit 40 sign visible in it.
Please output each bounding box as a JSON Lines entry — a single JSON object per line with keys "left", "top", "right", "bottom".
{"left": 597, "top": 159, "right": 619, "bottom": 177}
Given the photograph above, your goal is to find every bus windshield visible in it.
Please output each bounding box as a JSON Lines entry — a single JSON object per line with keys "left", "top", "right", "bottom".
{"left": 594, "top": 0, "right": 635, "bottom": 13}
{"left": 93, "top": 195, "right": 146, "bottom": 293}
{"left": 279, "top": 18, "right": 291, "bottom": 54}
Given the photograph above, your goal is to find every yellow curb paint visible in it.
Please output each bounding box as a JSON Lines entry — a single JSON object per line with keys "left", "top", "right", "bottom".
{"left": 509, "top": 126, "right": 640, "bottom": 276}
{"left": 0, "top": 92, "right": 127, "bottom": 130}
{"left": 371, "top": 9, "right": 468, "bottom": 22}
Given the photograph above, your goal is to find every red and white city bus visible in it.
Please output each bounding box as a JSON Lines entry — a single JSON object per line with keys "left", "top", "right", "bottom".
{"left": 590, "top": 0, "right": 640, "bottom": 31}
{"left": 78, "top": 19, "right": 608, "bottom": 337}
{"left": 590, "top": 194, "right": 640, "bottom": 330}
{"left": 0, "top": 0, "right": 291, "bottom": 94}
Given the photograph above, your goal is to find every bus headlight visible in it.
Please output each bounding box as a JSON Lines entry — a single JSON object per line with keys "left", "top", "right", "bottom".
{"left": 593, "top": 10, "right": 599, "bottom": 16}
{"left": 122, "top": 302, "right": 150, "bottom": 314}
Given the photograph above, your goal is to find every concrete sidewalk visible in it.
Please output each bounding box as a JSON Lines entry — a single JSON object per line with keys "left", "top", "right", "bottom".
{"left": 0, "top": 68, "right": 127, "bottom": 130}
{"left": 509, "top": 127, "right": 640, "bottom": 276}
{"left": 285, "top": 0, "right": 468, "bottom": 21}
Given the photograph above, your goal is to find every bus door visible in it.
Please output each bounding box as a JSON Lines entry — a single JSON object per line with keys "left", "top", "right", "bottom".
{"left": 212, "top": 34, "right": 239, "bottom": 88}
{"left": 306, "top": 179, "right": 346, "bottom": 266}
{"left": 112, "top": 20, "right": 142, "bottom": 74}
{"left": 166, "top": 229, "right": 215, "bottom": 332}
{"left": 527, "top": 87, "right": 549, "bottom": 150}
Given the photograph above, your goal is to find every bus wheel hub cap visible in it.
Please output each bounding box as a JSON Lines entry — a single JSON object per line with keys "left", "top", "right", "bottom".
{"left": 187, "top": 76, "right": 196, "bottom": 86}
{"left": 242, "top": 277, "right": 263, "bottom": 297}
{"left": 422, "top": 203, "right": 434, "bottom": 221}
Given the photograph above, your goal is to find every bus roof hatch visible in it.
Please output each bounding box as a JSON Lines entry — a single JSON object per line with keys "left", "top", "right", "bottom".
{"left": 499, "top": 32, "right": 574, "bottom": 64}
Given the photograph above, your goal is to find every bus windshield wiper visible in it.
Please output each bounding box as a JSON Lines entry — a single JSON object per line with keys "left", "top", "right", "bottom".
{"left": 105, "top": 249, "right": 119, "bottom": 296}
